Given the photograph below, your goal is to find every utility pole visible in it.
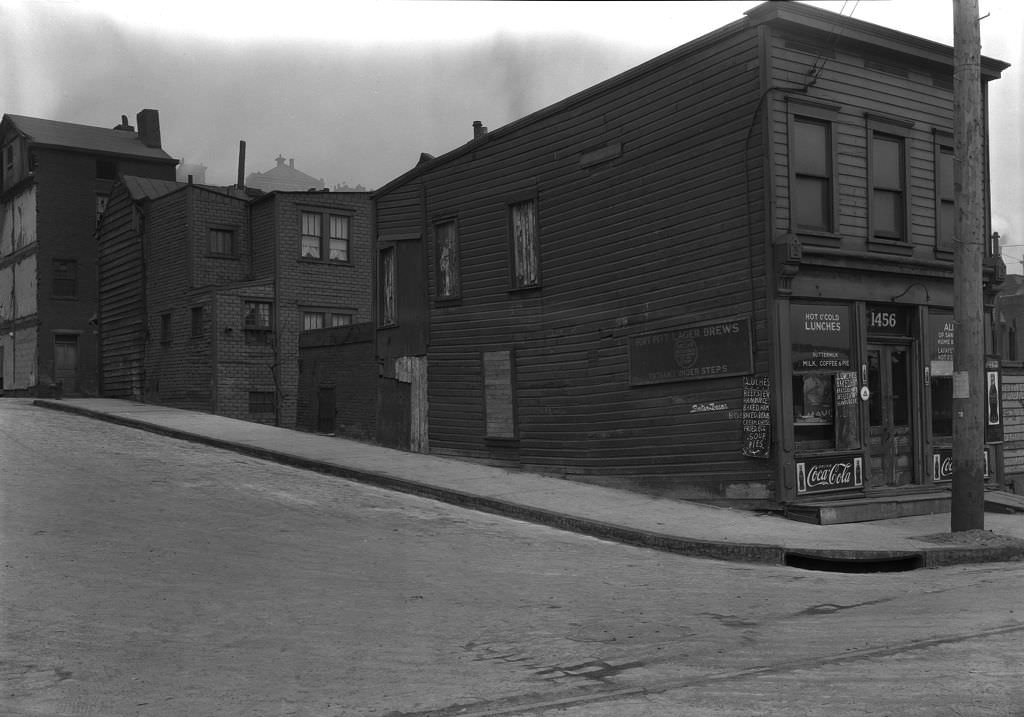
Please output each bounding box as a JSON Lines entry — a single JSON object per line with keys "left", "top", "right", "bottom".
{"left": 951, "top": 0, "right": 986, "bottom": 532}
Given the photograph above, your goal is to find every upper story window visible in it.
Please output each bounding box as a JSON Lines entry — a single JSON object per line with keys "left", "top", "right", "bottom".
{"left": 191, "top": 306, "right": 205, "bottom": 337}
{"left": 435, "top": 219, "right": 460, "bottom": 299}
{"left": 865, "top": 116, "right": 914, "bottom": 244}
{"left": 160, "top": 313, "right": 172, "bottom": 344}
{"left": 302, "top": 310, "right": 353, "bottom": 331}
{"left": 509, "top": 198, "right": 539, "bottom": 289}
{"left": 329, "top": 215, "right": 350, "bottom": 262}
{"left": 208, "top": 228, "right": 234, "bottom": 256}
{"left": 243, "top": 300, "right": 273, "bottom": 344}
{"left": 301, "top": 211, "right": 351, "bottom": 262}
{"left": 379, "top": 246, "right": 396, "bottom": 326}
{"left": 301, "top": 212, "right": 322, "bottom": 258}
{"left": 52, "top": 259, "right": 77, "bottom": 298}
{"left": 935, "top": 138, "right": 955, "bottom": 252}
{"left": 792, "top": 117, "right": 834, "bottom": 233}
{"left": 96, "top": 194, "right": 109, "bottom": 226}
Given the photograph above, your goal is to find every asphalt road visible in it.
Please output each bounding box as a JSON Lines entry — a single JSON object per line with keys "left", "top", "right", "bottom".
{"left": 2, "top": 399, "right": 1023, "bottom": 716}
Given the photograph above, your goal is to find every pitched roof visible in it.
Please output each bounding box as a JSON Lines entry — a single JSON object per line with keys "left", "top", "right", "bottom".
{"left": 121, "top": 175, "right": 184, "bottom": 201}
{"left": 3, "top": 114, "right": 176, "bottom": 162}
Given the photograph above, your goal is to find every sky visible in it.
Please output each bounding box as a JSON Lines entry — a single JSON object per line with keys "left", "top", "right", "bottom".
{"left": 2, "top": 0, "right": 1022, "bottom": 269}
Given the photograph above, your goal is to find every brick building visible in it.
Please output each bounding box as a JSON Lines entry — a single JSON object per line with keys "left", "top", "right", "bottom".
{"left": 97, "top": 180, "right": 372, "bottom": 427}
{"left": 0, "top": 111, "right": 177, "bottom": 394}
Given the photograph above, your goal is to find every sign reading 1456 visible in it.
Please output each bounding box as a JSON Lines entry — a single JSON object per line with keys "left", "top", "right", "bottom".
{"left": 867, "top": 305, "right": 909, "bottom": 335}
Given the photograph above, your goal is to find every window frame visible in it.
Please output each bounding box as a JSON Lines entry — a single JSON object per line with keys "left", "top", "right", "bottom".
{"left": 866, "top": 115, "right": 914, "bottom": 250}
{"left": 300, "top": 209, "right": 353, "bottom": 263}
{"left": 191, "top": 306, "right": 205, "bottom": 338}
{"left": 787, "top": 100, "right": 841, "bottom": 243}
{"left": 51, "top": 259, "right": 77, "bottom": 299}
{"left": 434, "top": 217, "right": 461, "bottom": 300}
{"left": 160, "top": 312, "right": 172, "bottom": 345}
{"left": 207, "top": 227, "right": 236, "bottom": 257}
{"left": 248, "top": 390, "right": 276, "bottom": 414}
{"left": 933, "top": 131, "right": 955, "bottom": 257}
{"left": 379, "top": 245, "right": 397, "bottom": 327}
{"left": 507, "top": 193, "right": 540, "bottom": 290}
{"left": 243, "top": 300, "right": 273, "bottom": 345}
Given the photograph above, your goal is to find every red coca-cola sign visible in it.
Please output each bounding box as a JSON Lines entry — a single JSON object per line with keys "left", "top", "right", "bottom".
{"left": 796, "top": 456, "right": 864, "bottom": 495}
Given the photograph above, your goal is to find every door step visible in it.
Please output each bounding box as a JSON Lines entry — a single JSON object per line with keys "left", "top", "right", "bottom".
{"left": 785, "top": 490, "right": 952, "bottom": 525}
{"left": 785, "top": 488, "right": 1024, "bottom": 525}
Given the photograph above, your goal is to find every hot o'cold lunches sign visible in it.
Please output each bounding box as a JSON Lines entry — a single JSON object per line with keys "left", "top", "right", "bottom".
{"left": 791, "top": 305, "right": 851, "bottom": 372}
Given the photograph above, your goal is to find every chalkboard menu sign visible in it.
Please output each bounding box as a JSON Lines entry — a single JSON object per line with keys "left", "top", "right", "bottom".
{"left": 834, "top": 371, "right": 860, "bottom": 450}
{"left": 741, "top": 375, "right": 771, "bottom": 458}
{"left": 629, "top": 317, "right": 753, "bottom": 386}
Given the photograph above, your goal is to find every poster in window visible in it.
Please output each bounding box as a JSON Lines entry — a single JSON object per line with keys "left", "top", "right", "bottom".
{"left": 741, "top": 375, "right": 771, "bottom": 458}
{"left": 790, "top": 304, "right": 851, "bottom": 371}
{"left": 834, "top": 370, "right": 860, "bottom": 450}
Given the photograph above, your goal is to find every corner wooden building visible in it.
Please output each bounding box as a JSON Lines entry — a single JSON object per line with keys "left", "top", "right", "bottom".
{"left": 372, "top": 3, "right": 1010, "bottom": 519}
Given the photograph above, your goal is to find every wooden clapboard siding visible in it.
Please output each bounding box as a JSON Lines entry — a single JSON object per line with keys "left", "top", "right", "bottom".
{"left": 767, "top": 31, "right": 961, "bottom": 252}
{"left": 382, "top": 22, "right": 774, "bottom": 500}
{"left": 97, "top": 184, "right": 145, "bottom": 398}
{"left": 1001, "top": 370, "right": 1024, "bottom": 482}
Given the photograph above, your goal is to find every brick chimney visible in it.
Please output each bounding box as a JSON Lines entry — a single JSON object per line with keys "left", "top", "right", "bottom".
{"left": 135, "top": 109, "right": 162, "bottom": 149}
{"left": 473, "top": 120, "right": 488, "bottom": 140}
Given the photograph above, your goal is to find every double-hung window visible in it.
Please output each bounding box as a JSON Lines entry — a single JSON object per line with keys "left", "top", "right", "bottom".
{"left": 301, "top": 212, "right": 322, "bottom": 258}
{"left": 935, "top": 136, "right": 955, "bottom": 252}
{"left": 52, "top": 259, "right": 77, "bottom": 298}
{"left": 209, "top": 228, "right": 234, "bottom": 256}
{"left": 244, "top": 300, "right": 273, "bottom": 344}
{"left": 301, "top": 211, "right": 352, "bottom": 262}
{"left": 867, "top": 116, "right": 913, "bottom": 244}
{"left": 792, "top": 117, "right": 834, "bottom": 233}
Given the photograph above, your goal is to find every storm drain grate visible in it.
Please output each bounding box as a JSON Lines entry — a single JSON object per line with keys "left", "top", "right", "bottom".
{"left": 784, "top": 551, "right": 924, "bottom": 573}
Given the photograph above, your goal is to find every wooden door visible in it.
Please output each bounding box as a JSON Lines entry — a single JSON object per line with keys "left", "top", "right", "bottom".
{"left": 867, "top": 344, "right": 915, "bottom": 487}
{"left": 317, "top": 387, "right": 336, "bottom": 433}
{"left": 53, "top": 335, "right": 78, "bottom": 392}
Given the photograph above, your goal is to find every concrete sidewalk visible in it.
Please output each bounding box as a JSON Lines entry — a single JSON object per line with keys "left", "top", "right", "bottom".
{"left": 31, "top": 398, "right": 1024, "bottom": 569}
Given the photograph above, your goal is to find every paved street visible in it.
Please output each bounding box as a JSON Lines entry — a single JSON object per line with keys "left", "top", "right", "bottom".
{"left": 2, "top": 399, "right": 1023, "bottom": 716}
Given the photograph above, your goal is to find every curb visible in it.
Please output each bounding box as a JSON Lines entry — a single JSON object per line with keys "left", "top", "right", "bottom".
{"left": 33, "top": 400, "right": 1024, "bottom": 570}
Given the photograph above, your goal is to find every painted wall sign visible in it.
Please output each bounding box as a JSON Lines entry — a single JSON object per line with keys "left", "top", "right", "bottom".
{"left": 791, "top": 304, "right": 851, "bottom": 371}
{"left": 741, "top": 375, "right": 771, "bottom": 458}
{"left": 796, "top": 455, "right": 864, "bottom": 495}
{"left": 628, "top": 317, "right": 753, "bottom": 385}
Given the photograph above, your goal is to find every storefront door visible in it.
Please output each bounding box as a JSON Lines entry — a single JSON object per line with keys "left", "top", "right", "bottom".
{"left": 867, "top": 343, "right": 915, "bottom": 487}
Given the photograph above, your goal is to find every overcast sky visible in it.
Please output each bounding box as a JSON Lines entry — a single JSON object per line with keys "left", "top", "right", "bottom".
{"left": 2, "top": 0, "right": 1022, "bottom": 269}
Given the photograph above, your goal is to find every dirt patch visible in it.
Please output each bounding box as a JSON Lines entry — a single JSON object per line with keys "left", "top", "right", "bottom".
{"left": 914, "top": 529, "right": 1024, "bottom": 549}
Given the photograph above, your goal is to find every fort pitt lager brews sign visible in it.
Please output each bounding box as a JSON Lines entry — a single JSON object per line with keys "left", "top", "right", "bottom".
{"left": 790, "top": 305, "right": 851, "bottom": 371}
{"left": 629, "top": 318, "right": 753, "bottom": 386}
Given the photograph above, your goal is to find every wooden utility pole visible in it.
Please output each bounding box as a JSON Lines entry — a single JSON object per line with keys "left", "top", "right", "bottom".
{"left": 951, "top": 0, "right": 986, "bottom": 532}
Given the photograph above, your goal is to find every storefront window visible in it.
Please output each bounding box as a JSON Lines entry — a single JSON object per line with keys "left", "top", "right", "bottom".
{"left": 927, "top": 313, "right": 954, "bottom": 439}
{"left": 790, "top": 304, "right": 858, "bottom": 451}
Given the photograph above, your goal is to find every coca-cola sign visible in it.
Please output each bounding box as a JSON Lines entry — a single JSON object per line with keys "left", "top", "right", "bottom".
{"left": 796, "top": 456, "right": 864, "bottom": 495}
{"left": 932, "top": 450, "right": 954, "bottom": 482}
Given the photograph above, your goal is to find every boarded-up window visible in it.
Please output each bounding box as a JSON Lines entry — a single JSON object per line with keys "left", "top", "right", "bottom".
{"left": 380, "top": 246, "right": 396, "bottom": 326}
{"left": 435, "top": 220, "right": 460, "bottom": 299}
{"left": 793, "top": 117, "right": 832, "bottom": 232}
{"left": 483, "top": 350, "right": 516, "bottom": 439}
{"left": 509, "top": 199, "right": 539, "bottom": 288}
{"left": 249, "top": 391, "right": 275, "bottom": 414}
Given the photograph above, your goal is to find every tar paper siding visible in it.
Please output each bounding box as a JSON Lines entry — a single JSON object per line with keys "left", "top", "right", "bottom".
{"left": 97, "top": 183, "right": 146, "bottom": 398}
{"left": 387, "top": 25, "right": 775, "bottom": 501}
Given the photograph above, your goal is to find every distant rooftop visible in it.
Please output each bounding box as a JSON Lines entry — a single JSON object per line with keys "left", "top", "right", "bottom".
{"left": 3, "top": 113, "right": 177, "bottom": 163}
{"left": 245, "top": 155, "right": 324, "bottom": 192}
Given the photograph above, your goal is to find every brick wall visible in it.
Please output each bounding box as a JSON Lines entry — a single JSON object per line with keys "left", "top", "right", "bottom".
{"left": 297, "top": 322, "right": 376, "bottom": 439}
{"left": 212, "top": 284, "right": 277, "bottom": 424}
{"left": 189, "top": 188, "right": 251, "bottom": 288}
{"left": 256, "top": 191, "right": 373, "bottom": 428}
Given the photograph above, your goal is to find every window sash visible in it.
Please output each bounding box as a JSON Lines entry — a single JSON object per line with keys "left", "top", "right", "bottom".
{"left": 52, "top": 260, "right": 77, "bottom": 298}
{"left": 191, "top": 306, "right": 204, "bottom": 337}
{"left": 209, "top": 229, "right": 233, "bottom": 255}
{"left": 329, "top": 215, "right": 350, "bottom": 261}
{"left": 301, "top": 212, "right": 322, "bottom": 258}
{"left": 792, "top": 117, "right": 833, "bottom": 233}
{"left": 330, "top": 313, "right": 352, "bottom": 327}
{"left": 303, "top": 312, "right": 325, "bottom": 330}
{"left": 871, "top": 132, "right": 906, "bottom": 240}
{"left": 244, "top": 301, "right": 272, "bottom": 329}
